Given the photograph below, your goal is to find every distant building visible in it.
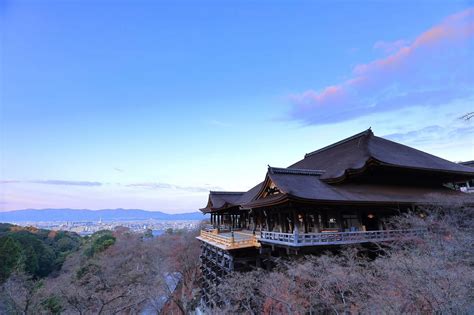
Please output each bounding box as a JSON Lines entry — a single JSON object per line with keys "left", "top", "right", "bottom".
{"left": 197, "top": 128, "right": 474, "bottom": 308}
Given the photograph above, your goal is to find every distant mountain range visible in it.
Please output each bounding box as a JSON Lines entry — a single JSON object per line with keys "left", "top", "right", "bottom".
{"left": 0, "top": 209, "right": 206, "bottom": 222}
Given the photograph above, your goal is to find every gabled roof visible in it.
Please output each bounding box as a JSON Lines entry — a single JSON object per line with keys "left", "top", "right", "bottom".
{"left": 199, "top": 183, "right": 264, "bottom": 213}
{"left": 290, "top": 128, "right": 474, "bottom": 182}
{"left": 200, "top": 191, "right": 244, "bottom": 213}
{"left": 242, "top": 167, "right": 473, "bottom": 208}
{"left": 236, "top": 182, "right": 264, "bottom": 207}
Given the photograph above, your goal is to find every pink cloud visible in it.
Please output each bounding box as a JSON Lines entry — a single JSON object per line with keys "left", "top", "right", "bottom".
{"left": 290, "top": 7, "right": 474, "bottom": 124}
{"left": 290, "top": 85, "right": 346, "bottom": 110}
{"left": 355, "top": 7, "right": 474, "bottom": 77}
{"left": 373, "top": 39, "right": 409, "bottom": 54}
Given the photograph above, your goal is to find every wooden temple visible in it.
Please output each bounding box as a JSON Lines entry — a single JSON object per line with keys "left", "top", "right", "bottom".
{"left": 197, "top": 129, "right": 474, "bottom": 307}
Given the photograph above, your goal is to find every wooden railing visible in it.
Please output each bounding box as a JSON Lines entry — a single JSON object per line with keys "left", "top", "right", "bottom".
{"left": 198, "top": 229, "right": 260, "bottom": 250}
{"left": 203, "top": 224, "right": 215, "bottom": 231}
{"left": 205, "top": 225, "right": 233, "bottom": 232}
{"left": 198, "top": 228, "right": 425, "bottom": 249}
{"left": 260, "top": 229, "right": 425, "bottom": 247}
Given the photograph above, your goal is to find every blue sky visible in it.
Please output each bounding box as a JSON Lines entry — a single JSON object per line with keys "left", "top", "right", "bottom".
{"left": 1, "top": 1, "right": 473, "bottom": 212}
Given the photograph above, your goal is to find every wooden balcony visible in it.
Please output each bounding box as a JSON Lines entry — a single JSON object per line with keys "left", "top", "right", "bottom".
{"left": 197, "top": 229, "right": 260, "bottom": 250}
{"left": 260, "top": 229, "right": 425, "bottom": 247}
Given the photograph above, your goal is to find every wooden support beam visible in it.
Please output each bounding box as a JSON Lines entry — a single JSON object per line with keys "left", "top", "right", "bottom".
{"left": 264, "top": 209, "right": 270, "bottom": 231}
{"left": 304, "top": 211, "right": 308, "bottom": 233}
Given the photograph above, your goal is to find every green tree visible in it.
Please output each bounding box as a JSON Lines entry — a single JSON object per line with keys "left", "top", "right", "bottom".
{"left": 41, "top": 296, "right": 63, "bottom": 314}
{"left": 84, "top": 231, "right": 116, "bottom": 257}
{"left": 11, "top": 232, "right": 55, "bottom": 278}
{"left": 0, "top": 236, "right": 23, "bottom": 282}
{"left": 144, "top": 228, "right": 153, "bottom": 238}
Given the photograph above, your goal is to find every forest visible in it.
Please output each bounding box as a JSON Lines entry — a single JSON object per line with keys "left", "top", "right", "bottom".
{"left": 0, "top": 224, "right": 201, "bottom": 314}
{"left": 0, "top": 206, "right": 472, "bottom": 314}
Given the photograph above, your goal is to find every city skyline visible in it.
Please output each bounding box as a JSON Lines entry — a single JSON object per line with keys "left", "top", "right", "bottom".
{"left": 1, "top": 1, "right": 473, "bottom": 212}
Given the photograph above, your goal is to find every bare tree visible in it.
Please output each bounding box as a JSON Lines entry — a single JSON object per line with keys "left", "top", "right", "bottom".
{"left": 42, "top": 231, "right": 158, "bottom": 314}
{"left": 215, "top": 206, "right": 474, "bottom": 314}
{"left": 0, "top": 272, "right": 43, "bottom": 314}
{"left": 153, "top": 230, "right": 202, "bottom": 314}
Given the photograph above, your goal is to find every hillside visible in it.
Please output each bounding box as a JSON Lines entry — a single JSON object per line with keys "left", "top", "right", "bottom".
{"left": 0, "top": 223, "right": 82, "bottom": 282}
{"left": 0, "top": 209, "right": 206, "bottom": 222}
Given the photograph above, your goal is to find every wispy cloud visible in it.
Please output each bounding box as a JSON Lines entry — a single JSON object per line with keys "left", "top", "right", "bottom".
{"left": 289, "top": 8, "right": 474, "bottom": 125}
{"left": 126, "top": 182, "right": 221, "bottom": 193}
{"left": 113, "top": 167, "right": 124, "bottom": 173}
{"left": 384, "top": 124, "right": 474, "bottom": 147}
{"left": 373, "top": 39, "right": 409, "bottom": 54}
{"left": 1, "top": 179, "right": 221, "bottom": 193}
{"left": 0, "top": 180, "right": 102, "bottom": 186}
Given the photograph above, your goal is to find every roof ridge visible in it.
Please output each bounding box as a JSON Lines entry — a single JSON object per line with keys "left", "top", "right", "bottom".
{"left": 210, "top": 191, "right": 245, "bottom": 195}
{"left": 304, "top": 128, "right": 373, "bottom": 158}
{"left": 269, "top": 166, "right": 325, "bottom": 176}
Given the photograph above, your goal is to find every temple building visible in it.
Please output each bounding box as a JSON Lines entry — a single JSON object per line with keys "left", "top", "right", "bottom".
{"left": 457, "top": 160, "right": 474, "bottom": 193}
{"left": 197, "top": 129, "right": 474, "bottom": 307}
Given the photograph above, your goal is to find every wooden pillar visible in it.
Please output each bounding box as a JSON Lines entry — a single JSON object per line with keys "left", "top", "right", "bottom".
{"left": 278, "top": 212, "right": 283, "bottom": 233}
{"left": 257, "top": 209, "right": 262, "bottom": 232}
{"left": 292, "top": 209, "right": 298, "bottom": 234}
{"left": 357, "top": 210, "right": 363, "bottom": 231}
{"left": 303, "top": 211, "right": 308, "bottom": 233}
{"left": 254, "top": 211, "right": 257, "bottom": 233}
{"left": 252, "top": 210, "right": 257, "bottom": 233}
{"left": 264, "top": 210, "right": 270, "bottom": 231}
{"left": 315, "top": 210, "right": 320, "bottom": 232}
{"left": 292, "top": 209, "right": 299, "bottom": 245}
{"left": 336, "top": 210, "right": 344, "bottom": 232}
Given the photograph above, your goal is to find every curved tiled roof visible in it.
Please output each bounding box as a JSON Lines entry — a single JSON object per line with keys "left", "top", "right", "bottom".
{"left": 200, "top": 129, "right": 474, "bottom": 212}
{"left": 236, "top": 182, "right": 264, "bottom": 206}
{"left": 290, "top": 128, "right": 474, "bottom": 182}
{"left": 244, "top": 169, "right": 473, "bottom": 207}
{"left": 200, "top": 191, "right": 244, "bottom": 213}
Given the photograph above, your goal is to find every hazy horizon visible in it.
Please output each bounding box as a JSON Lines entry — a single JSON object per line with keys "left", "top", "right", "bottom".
{"left": 1, "top": 1, "right": 473, "bottom": 213}
{"left": 1, "top": 208, "right": 201, "bottom": 214}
